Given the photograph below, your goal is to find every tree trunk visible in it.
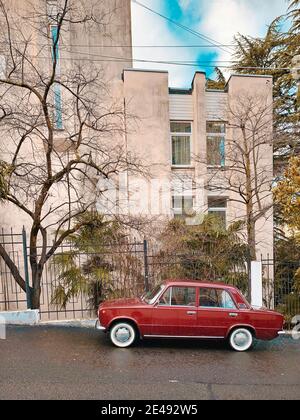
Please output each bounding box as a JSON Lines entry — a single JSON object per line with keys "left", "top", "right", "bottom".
{"left": 30, "top": 261, "right": 43, "bottom": 310}
{"left": 247, "top": 215, "right": 257, "bottom": 261}
{"left": 31, "top": 285, "right": 41, "bottom": 310}
{"left": 0, "top": 243, "right": 27, "bottom": 291}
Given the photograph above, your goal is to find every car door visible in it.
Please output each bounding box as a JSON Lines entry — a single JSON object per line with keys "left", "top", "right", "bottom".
{"left": 151, "top": 286, "right": 198, "bottom": 336}
{"left": 197, "top": 287, "right": 240, "bottom": 338}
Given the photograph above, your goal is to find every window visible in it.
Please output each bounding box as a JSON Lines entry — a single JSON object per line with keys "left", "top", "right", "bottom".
{"left": 208, "top": 197, "right": 227, "bottom": 227}
{"left": 143, "top": 284, "right": 165, "bottom": 304}
{"left": 0, "top": 55, "right": 6, "bottom": 78}
{"left": 50, "top": 25, "right": 63, "bottom": 130}
{"left": 171, "top": 122, "right": 192, "bottom": 166}
{"left": 159, "top": 287, "right": 171, "bottom": 305}
{"left": 159, "top": 287, "right": 196, "bottom": 306}
{"left": 172, "top": 196, "right": 194, "bottom": 219}
{"left": 199, "top": 288, "right": 236, "bottom": 309}
{"left": 207, "top": 121, "right": 225, "bottom": 167}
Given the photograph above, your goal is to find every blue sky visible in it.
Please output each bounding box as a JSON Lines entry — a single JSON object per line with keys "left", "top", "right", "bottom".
{"left": 131, "top": 0, "right": 289, "bottom": 88}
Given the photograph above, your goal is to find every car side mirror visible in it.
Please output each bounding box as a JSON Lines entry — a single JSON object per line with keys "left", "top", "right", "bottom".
{"left": 238, "top": 303, "right": 248, "bottom": 310}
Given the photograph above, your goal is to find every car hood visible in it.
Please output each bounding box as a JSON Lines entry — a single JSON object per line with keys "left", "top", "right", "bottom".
{"left": 100, "top": 297, "right": 146, "bottom": 309}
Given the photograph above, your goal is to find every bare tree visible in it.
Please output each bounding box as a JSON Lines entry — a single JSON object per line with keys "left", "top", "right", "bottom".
{"left": 0, "top": 0, "right": 143, "bottom": 308}
{"left": 200, "top": 93, "right": 274, "bottom": 263}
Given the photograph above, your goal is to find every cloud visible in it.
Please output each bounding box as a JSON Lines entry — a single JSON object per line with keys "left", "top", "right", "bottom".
{"left": 131, "top": 0, "right": 288, "bottom": 87}
{"left": 199, "top": 0, "right": 287, "bottom": 77}
{"left": 200, "top": 0, "right": 286, "bottom": 44}
{"left": 178, "top": 0, "right": 193, "bottom": 11}
{"left": 131, "top": 0, "right": 199, "bottom": 87}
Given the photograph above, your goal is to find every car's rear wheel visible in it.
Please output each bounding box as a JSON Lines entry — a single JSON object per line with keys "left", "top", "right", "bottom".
{"left": 110, "top": 322, "right": 136, "bottom": 348}
{"left": 229, "top": 328, "right": 253, "bottom": 352}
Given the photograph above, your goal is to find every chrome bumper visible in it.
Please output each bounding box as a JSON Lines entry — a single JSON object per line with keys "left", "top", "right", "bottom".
{"left": 278, "top": 331, "right": 287, "bottom": 336}
{"left": 95, "top": 319, "right": 106, "bottom": 332}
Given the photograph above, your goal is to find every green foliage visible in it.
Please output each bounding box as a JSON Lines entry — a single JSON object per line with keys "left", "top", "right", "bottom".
{"left": 158, "top": 215, "right": 250, "bottom": 294}
{"left": 52, "top": 212, "right": 124, "bottom": 310}
{"left": 276, "top": 294, "right": 300, "bottom": 325}
{"left": 233, "top": 18, "right": 299, "bottom": 134}
{"left": 274, "top": 156, "right": 300, "bottom": 234}
{"left": 273, "top": 237, "right": 300, "bottom": 323}
{"left": 63, "top": 212, "right": 124, "bottom": 253}
{"left": 289, "top": 0, "right": 300, "bottom": 35}
{"left": 275, "top": 236, "right": 300, "bottom": 262}
{"left": 206, "top": 67, "right": 226, "bottom": 90}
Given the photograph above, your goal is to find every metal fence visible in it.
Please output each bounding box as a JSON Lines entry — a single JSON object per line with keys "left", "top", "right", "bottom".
{"left": 38, "top": 241, "right": 147, "bottom": 320}
{"left": 147, "top": 250, "right": 249, "bottom": 293}
{"left": 0, "top": 229, "right": 28, "bottom": 312}
{"left": 1, "top": 228, "right": 300, "bottom": 324}
{"left": 262, "top": 258, "right": 300, "bottom": 325}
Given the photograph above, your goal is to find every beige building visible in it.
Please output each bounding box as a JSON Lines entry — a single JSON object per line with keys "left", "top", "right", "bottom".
{"left": 120, "top": 70, "right": 274, "bottom": 258}
{"left": 0, "top": 0, "right": 132, "bottom": 229}
{"left": 0, "top": 1, "right": 274, "bottom": 317}
{"left": 0, "top": 0, "right": 274, "bottom": 260}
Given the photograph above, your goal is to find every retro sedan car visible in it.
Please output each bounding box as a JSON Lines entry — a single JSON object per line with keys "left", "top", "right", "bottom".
{"left": 96, "top": 280, "right": 284, "bottom": 352}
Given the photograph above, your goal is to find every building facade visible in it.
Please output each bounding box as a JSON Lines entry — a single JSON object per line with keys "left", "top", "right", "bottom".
{"left": 0, "top": 1, "right": 274, "bottom": 260}
{"left": 120, "top": 70, "right": 274, "bottom": 258}
{"left": 0, "top": 0, "right": 133, "bottom": 228}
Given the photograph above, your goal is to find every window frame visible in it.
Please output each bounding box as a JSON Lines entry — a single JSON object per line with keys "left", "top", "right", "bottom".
{"left": 208, "top": 196, "right": 227, "bottom": 227}
{"left": 49, "top": 24, "right": 63, "bottom": 131}
{"left": 170, "top": 121, "right": 193, "bottom": 168}
{"left": 158, "top": 286, "right": 197, "bottom": 308}
{"left": 198, "top": 287, "right": 238, "bottom": 310}
{"left": 206, "top": 121, "right": 226, "bottom": 168}
{"left": 172, "top": 195, "right": 194, "bottom": 218}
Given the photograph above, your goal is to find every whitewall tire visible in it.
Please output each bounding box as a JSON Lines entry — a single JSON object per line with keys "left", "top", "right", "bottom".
{"left": 110, "top": 322, "right": 136, "bottom": 348}
{"left": 229, "top": 328, "right": 253, "bottom": 352}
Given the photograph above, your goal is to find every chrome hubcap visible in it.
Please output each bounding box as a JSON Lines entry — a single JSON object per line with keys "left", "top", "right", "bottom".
{"left": 233, "top": 332, "right": 249, "bottom": 347}
{"left": 115, "top": 327, "right": 131, "bottom": 343}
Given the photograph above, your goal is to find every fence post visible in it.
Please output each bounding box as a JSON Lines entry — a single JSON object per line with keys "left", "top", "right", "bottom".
{"left": 251, "top": 261, "right": 263, "bottom": 307}
{"left": 22, "top": 227, "right": 32, "bottom": 309}
{"left": 143, "top": 239, "right": 150, "bottom": 292}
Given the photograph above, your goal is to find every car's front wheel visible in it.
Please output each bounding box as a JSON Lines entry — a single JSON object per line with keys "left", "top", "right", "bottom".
{"left": 110, "top": 322, "right": 136, "bottom": 348}
{"left": 229, "top": 328, "right": 253, "bottom": 352}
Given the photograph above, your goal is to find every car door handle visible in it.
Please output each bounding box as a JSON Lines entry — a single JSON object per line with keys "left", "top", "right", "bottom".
{"left": 187, "top": 311, "right": 197, "bottom": 315}
{"left": 229, "top": 313, "right": 239, "bottom": 317}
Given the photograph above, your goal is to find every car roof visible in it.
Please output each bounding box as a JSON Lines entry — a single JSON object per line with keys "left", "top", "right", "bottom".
{"left": 163, "top": 279, "right": 237, "bottom": 291}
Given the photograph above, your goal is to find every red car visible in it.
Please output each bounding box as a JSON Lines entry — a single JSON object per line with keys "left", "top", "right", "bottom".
{"left": 96, "top": 280, "right": 285, "bottom": 352}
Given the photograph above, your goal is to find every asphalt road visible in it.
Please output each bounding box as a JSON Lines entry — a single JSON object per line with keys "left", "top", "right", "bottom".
{"left": 0, "top": 326, "right": 299, "bottom": 400}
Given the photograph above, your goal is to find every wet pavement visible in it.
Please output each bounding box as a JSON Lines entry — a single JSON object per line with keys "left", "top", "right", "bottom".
{"left": 0, "top": 326, "right": 299, "bottom": 400}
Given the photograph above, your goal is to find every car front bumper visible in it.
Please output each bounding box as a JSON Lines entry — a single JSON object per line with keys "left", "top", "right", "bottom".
{"left": 95, "top": 319, "right": 106, "bottom": 332}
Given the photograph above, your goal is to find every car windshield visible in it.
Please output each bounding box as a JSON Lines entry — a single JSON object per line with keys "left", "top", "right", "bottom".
{"left": 142, "top": 284, "right": 164, "bottom": 305}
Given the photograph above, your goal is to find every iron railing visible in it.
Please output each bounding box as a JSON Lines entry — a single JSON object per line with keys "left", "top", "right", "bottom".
{"left": 1, "top": 228, "right": 299, "bottom": 325}
{"left": 0, "top": 228, "right": 28, "bottom": 311}
{"left": 262, "top": 257, "right": 300, "bottom": 325}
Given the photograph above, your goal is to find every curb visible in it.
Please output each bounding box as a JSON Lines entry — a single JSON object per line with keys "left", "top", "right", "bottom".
{"left": 0, "top": 310, "right": 39, "bottom": 326}
{"left": 39, "top": 319, "right": 97, "bottom": 329}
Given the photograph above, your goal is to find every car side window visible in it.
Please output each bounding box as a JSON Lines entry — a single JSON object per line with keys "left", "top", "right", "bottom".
{"left": 199, "top": 288, "right": 236, "bottom": 309}
{"left": 159, "top": 287, "right": 196, "bottom": 306}
{"left": 159, "top": 287, "right": 171, "bottom": 306}
{"left": 219, "top": 290, "right": 236, "bottom": 309}
{"left": 171, "top": 287, "right": 196, "bottom": 306}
